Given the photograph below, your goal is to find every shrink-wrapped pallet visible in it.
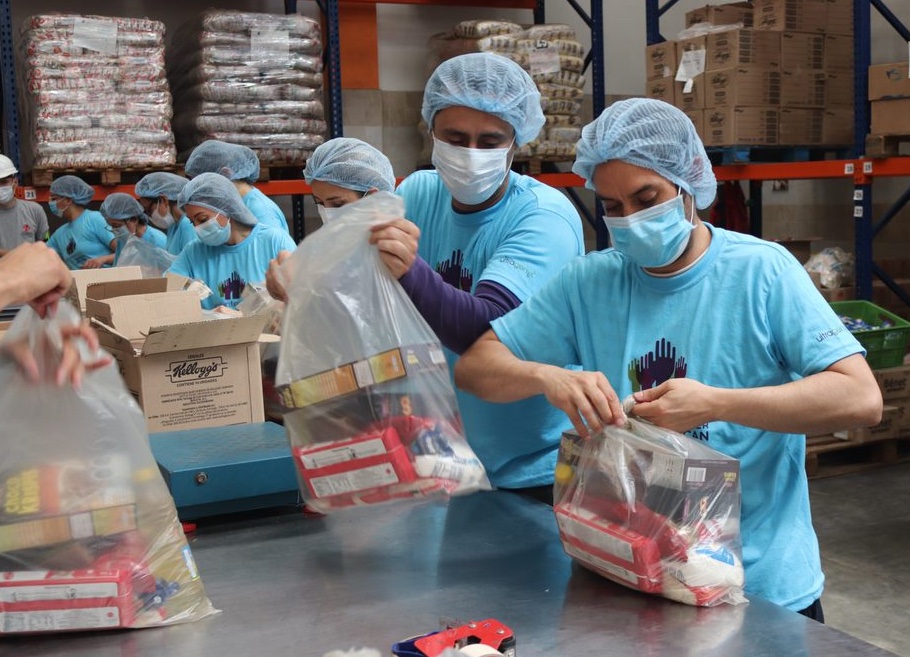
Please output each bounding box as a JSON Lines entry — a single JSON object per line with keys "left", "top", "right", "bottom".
{"left": 168, "top": 11, "right": 327, "bottom": 167}
{"left": 17, "top": 14, "right": 176, "bottom": 171}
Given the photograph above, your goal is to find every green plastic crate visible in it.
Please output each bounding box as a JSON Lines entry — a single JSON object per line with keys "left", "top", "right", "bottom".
{"left": 830, "top": 300, "right": 910, "bottom": 370}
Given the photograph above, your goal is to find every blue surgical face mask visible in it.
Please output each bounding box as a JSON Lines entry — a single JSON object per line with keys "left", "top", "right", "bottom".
{"left": 49, "top": 199, "right": 64, "bottom": 218}
{"left": 603, "top": 192, "right": 695, "bottom": 269}
{"left": 110, "top": 225, "right": 131, "bottom": 239}
{"left": 431, "top": 137, "right": 514, "bottom": 206}
{"left": 195, "top": 214, "right": 231, "bottom": 246}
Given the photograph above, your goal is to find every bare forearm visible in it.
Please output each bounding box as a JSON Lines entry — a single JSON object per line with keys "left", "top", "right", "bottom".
{"left": 455, "top": 330, "right": 554, "bottom": 402}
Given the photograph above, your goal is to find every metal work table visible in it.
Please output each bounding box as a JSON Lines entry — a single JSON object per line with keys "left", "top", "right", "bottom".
{"left": 6, "top": 492, "right": 897, "bottom": 656}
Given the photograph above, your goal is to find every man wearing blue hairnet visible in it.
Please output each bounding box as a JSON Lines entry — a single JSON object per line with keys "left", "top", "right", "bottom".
{"left": 456, "top": 98, "right": 883, "bottom": 619}
{"left": 135, "top": 172, "right": 198, "bottom": 255}
{"left": 46, "top": 175, "right": 116, "bottom": 270}
{"left": 368, "top": 52, "right": 585, "bottom": 502}
{"left": 185, "top": 140, "right": 289, "bottom": 233}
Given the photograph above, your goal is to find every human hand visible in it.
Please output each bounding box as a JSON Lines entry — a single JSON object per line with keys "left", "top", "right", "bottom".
{"left": 81, "top": 257, "right": 105, "bottom": 270}
{"left": 540, "top": 368, "right": 626, "bottom": 438}
{"left": 631, "top": 378, "right": 714, "bottom": 433}
{"left": 265, "top": 250, "right": 293, "bottom": 303}
{"left": 368, "top": 218, "right": 420, "bottom": 279}
{"left": 3, "top": 319, "right": 112, "bottom": 388}
{"left": 0, "top": 242, "right": 72, "bottom": 318}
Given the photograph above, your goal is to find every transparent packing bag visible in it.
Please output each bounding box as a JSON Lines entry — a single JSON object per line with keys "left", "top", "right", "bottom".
{"left": 554, "top": 417, "right": 747, "bottom": 607}
{"left": 117, "top": 234, "right": 178, "bottom": 277}
{"left": 275, "top": 191, "right": 490, "bottom": 513}
{"left": 0, "top": 303, "right": 217, "bottom": 633}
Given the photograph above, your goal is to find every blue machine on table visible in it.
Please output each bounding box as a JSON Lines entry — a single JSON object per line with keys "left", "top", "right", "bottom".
{"left": 149, "top": 421, "right": 301, "bottom": 520}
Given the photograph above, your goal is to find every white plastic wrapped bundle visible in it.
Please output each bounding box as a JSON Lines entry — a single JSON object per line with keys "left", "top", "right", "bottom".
{"left": 426, "top": 22, "right": 587, "bottom": 162}
{"left": 168, "top": 10, "right": 327, "bottom": 167}
{"left": 17, "top": 13, "right": 176, "bottom": 171}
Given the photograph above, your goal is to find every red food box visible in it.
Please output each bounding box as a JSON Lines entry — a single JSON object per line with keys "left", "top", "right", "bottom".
{"left": 0, "top": 569, "right": 134, "bottom": 633}
{"left": 292, "top": 427, "right": 417, "bottom": 499}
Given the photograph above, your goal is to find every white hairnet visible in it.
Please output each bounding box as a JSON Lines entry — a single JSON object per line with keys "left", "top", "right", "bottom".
{"left": 303, "top": 138, "right": 395, "bottom": 193}
{"left": 99, "top": 193, "right": 147, "bottom": 222}
{"left": 421, "top": 52, "right": 545, "bottom": 146}
{"left": 135, "top": 172, "right": 189, "bottom": 201}
{"left": 177, "top": 172, "right": 258, "bottom": 226}
{"left": 185, "top": 140, "right": 260, "bottom": 183}
{"left": 573, "top": 98, "right": 718, "bottom": 209}
{"left": 49, "top": 175, "right": 94, "bottom": 205}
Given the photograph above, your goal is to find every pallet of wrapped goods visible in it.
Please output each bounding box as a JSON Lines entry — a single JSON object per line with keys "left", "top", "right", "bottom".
{"left": 17, "top": 14, "right": 177, "bottom": 173}
{"left": 426, "top": 21, "right": 587, "bottom": 163}
{"left": 167, "top": 10, "right": 327, "bottom": 167}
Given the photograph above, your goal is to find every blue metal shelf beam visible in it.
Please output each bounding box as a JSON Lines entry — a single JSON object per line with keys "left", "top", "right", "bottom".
{"left": 0, "top": 0, "right": 20, "bottom": 173}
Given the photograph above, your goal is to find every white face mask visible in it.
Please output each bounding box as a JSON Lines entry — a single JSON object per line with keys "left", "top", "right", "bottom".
{"left": 195, "top": 214, "right": 231, "bottom": 246}
{"left": 150, "top": 202, "right": 175, "bottom": 230}
{"left": 316, "top": 204, "right": 343, "bottom": 224}
{"left": 0, "top": 186, "right": 14, "bottom": 204}
{"left": 431, "top": 137, "right": 513, "bottom": 206}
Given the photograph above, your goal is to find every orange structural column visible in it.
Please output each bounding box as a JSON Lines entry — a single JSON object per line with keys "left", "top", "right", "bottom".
{"left": 339, "top": 2, "right": 379, "bottom": 89}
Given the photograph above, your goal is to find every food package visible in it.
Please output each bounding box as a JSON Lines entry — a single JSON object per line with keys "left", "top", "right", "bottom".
{"left": 167, "top": 10, "right": 327, "bottom": 166}
{"left": 0, "top": 303, "right": 217, "bottom": 633}
{"left": 17, "top": 14, "right": 177, "bottom": 171}
{"left": 275, "top": 192, "right": 491, "bottom": 512}
{"left": 425, "top": 21, "right": 587, "bottom": 162}
{"left": 554, "top": 418, "right": 747, "bottom": 607}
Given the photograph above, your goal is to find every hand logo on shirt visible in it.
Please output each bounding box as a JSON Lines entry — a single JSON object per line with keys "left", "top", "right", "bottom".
{"left": 628, "top": 338, "right": 688, "bottom": 391}
{"left": 66, "top": 238, "right": 76, "bottom": 255}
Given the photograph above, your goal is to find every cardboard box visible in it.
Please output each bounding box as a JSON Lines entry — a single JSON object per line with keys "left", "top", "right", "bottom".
{"left": 706, "top": 29, "right": 780, "bottom": 71}
{"left": 646, "top": 75, "right": 677, "bottom": 106}
{"left": 891, "top": 396, "right": 910, "bottom": 433}
{"left": 780, "top": 69, "right": 826, "bottom": 107}
{"left": 676, "top": 74, "right": 706, "bottom": 111}
{"left": 684, "top": 109, "right": 706, "bottom": 138}
{"left": 753, "top": 0, "right": 827, "bottom": 33}
{"left": 871, "top": 99, "right": 910, "bottom": 136}
{"left": 834, "top": 405, "right": 902, "bottom": 443}
{"left": 825, "top": 0, "right": 853, "bottom": 35}
{"left": 705, "top": 66, "right": 781, "bottom": 107}
{"left": 824, "top": 34, "right": 853, "bottom": 71}
{"left": 825, "top": 70, "right": 854, "bottom": 106}
{"left": 87, "top": 279, "right": 267, "bottom": 432}
{"left": 873, "top": 364, "right": 910, "bottom": 400}
{"left": 675, "top": 36, "right": 707, "bottom": 75}
{"left": 822, "top": 108, "right": 853, "bottom": 145}
{"left": 868, "top": 62, "right": 910, "bottom": 101}
{"left": 65, "top": 266, "right": 143, "bottom": 315}
{"left": 779, "top": 108, "right": 824, "bottom": 145}
{"left": 704, "top": 106, "right": 780, "bottom": 146}
{"left": 780, "top": 31, "right": 824, "bottom": 70}
{"left": 685, "top": 2, "right": 754, "bottom": 28}
{"left": 646, "top": 41, "right": 677, "bottom": 81}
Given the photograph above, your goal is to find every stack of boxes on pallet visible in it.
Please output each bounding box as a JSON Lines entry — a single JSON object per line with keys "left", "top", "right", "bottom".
{"left": 646, "top": 0, "right": 854, "bottom": 148}
{"left": 868, "top": 62, "right": 910, "bottom": 138}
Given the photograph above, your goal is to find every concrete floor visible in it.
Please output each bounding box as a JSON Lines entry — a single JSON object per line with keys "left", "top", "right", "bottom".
{"left": 811, "top": 461, "right": 910, "bottom": 656}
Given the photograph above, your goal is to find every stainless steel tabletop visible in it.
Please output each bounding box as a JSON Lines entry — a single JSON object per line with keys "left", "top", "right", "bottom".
{"left": 4, "top": 491, "right": 896, "bottom": 657}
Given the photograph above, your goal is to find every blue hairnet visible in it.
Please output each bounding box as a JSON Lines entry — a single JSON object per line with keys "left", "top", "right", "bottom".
{"left": 49, "top": 175, "right": 94, "bottom": 205}
{"left": 99, "top": 193, "right": 147, "bottom": 222}
{"left": 573, "top": 98, "right": 717, "bottom": 209}
{"left": 135, "top": 171, "right": 189, "bottom": 201}
{"left": 185, "top": 140, "right": 260, "bottom": 183}
{"left": 303, "top": 138, "right": 395, "bottom": 193}
{"left": 421, "top": 53, "right": 545, "bottom": 146}
{"left": 177, "top": 172, "right": 258, "bottom": 226}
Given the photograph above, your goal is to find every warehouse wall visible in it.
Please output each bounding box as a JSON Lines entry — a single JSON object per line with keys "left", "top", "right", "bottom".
{"left": 9, "top": 1, "right": 910, "bottom": 262}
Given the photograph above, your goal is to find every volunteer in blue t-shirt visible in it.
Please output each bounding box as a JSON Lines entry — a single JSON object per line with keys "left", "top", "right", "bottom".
{"left": 185, "top": 140, "right": 289, "bottom": 233}
{"left": 455, "top": 98, "right": 884, "bottom": 621}
{"left": 46, "top": 175, "right": 115, "bottom": 270}
{"left": 99, "top": 193, "right": 167, "bottom": 266}
{"left": 368, "top": 53, "right": 585, "bottom": 499}
{"left": 135, "top": 171, "right": 198, "bottom": 256}
{"left": 168, "top": 173, "right": 296, "bottom": 310}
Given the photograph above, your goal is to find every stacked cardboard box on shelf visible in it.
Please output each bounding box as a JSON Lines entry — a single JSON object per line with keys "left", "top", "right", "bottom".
{"left": 868, "top": 62, "right": 910, "bottom": 136}
{"left": 645, "top": 0, "right": 854, "bottom": 148}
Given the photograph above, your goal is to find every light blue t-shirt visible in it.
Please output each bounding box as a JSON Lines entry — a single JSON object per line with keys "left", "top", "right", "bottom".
{"left": 166, "top": 215, "right": 198, "bottom": 256}
{"left": 493, "top": 225, "right": 864, "bottom": 611}
{"left": 47, "top": 209, "right": 113, "bottom": 270}
{"left": 396, "top": 169, "right": 584, "bottom": 489}
{"left": 243, "top": 187, "right": 289, "bottom": 233}
{"left": 168, "top": 223, "right": 296, "bottom": 309}
{"left": 141, "top": 225, "right": 167, "bottom": 249}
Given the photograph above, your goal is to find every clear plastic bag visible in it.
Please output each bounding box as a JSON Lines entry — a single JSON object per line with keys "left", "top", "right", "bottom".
{"left": 275, "top": 192, "right": 491, "bottom": 513}
{"left": 117, "top": 235, "right": 178, "bottom": 278}
{"left": 554, "top": 418, "right": 747, "bottom": 607}
{"left": 0, "top": 303, "right": 217, "bottom": 633}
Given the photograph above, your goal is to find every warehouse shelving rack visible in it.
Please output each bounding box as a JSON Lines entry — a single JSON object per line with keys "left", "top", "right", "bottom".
{"left": 645, "top": 0, "right": 910, "bottom": 308}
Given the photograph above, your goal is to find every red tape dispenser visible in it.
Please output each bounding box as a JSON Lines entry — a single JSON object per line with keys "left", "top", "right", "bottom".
{"left": 391, "top": 619, "right": 516, "bottom": 657}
